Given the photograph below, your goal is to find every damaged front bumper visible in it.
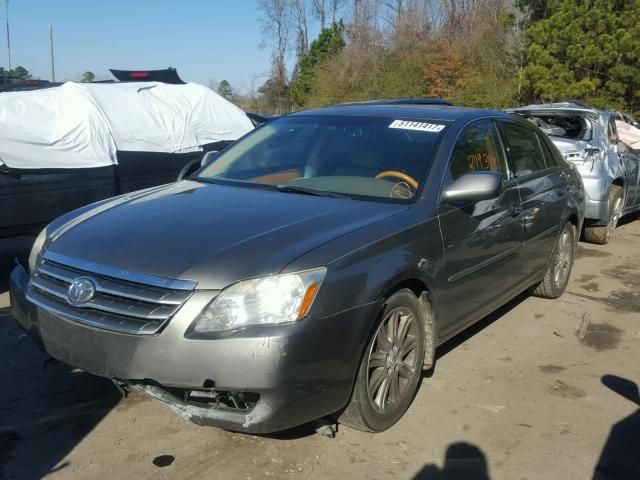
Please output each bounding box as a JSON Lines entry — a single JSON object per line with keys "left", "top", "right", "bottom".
{"left": 9, "top": 263, "right": 377, "bottom": 433}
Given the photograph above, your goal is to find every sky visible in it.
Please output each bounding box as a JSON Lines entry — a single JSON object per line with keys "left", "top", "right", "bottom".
{"left": 2, "top": 0, "right": 307, "bottom": 93}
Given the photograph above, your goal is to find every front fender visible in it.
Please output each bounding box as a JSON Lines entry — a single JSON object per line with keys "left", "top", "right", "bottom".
{"left": 283, "top": 209, "right": 443, "bottom": 320}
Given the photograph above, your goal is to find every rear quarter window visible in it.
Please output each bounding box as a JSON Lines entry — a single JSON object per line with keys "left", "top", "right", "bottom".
{"left": 499, "top": 122, "right": 547, "bottom": 177}
{"left": 537, "top": 134, "right": 560, "bottom": 167}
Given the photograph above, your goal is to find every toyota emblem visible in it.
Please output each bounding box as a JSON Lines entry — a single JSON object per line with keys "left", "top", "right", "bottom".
{"left": 67, "top": 277, "right": 96, "bottom": 306}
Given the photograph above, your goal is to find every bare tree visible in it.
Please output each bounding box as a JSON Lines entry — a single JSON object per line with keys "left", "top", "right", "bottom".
{"left": 258, "top": 0, "right": 291, "bottom": 79}
{"left": 382, "top": 0, "right": 434, "bottom": 50}
{"left": 349, "top": 0, "right": 382, "bottom": 49}
{"left": 291, "top": 0, "right": 310, "bottom": 57}
{"left": 311, "top": 0, "right": 328, "bottom": 28}
{"left": 330, "top": 0, "right": 344, "bottom": 25}
{"left": 258, "top": 0, "right": 291, "bottom": 113}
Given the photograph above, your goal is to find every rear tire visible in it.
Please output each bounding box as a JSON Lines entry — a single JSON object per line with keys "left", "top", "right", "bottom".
{"left": 530, "top": 222, "right": 576, "bottom": 299}
{"left": 338, "top": 289, "right": 427, "bottom": 432}
{"left": 583, "top": 185, "right": 624, "bottom": 245}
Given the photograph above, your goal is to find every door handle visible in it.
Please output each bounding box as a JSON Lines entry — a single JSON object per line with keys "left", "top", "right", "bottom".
{"left": 508, "top": 204, "right": 522, "bottom": 217}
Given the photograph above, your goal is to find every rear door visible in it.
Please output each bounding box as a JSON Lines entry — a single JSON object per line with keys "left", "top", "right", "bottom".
{"left": 611, "top": 119, "right": 640, "bottom": 208}
{"left": 437, "top": 119, "right": 523, "bottom": 336}
{"left": 621, "top": 149, "right": 640, "bottom": 207}
{"left": 498, "top": 120, "right": 567, "bottom": 278}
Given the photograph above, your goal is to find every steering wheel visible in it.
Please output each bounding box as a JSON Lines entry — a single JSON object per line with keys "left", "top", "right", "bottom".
{"left": 374, "top": 170, "right": 420, "bottom": 189}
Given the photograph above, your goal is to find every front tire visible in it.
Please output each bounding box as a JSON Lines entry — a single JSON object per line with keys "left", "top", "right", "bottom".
{"left": 583, "top": 185, "right": 624, "bottom": 245}
{"left": 339, "top": 289, "right": 427, "bottom": 432}
{"left": 530, "top": 222, "right": 576, "bottom": 299}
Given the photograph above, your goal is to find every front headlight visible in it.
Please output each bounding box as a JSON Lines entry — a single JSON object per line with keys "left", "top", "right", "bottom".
{"left": 194, "top": 268, "right": 326, "bottom": 333}
{"left": 28, "top": 227, "right": 48, "bottom": 274}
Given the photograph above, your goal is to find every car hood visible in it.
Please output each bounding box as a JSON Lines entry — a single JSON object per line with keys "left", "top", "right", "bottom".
{"left": 47, "top": 180, "right": 408, "bottom": 289}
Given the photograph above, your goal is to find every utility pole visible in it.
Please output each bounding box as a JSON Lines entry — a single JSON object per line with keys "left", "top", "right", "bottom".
{"left": 5, "top": 0, "right": 10, "bottom": 69}
{"left": 49, "top": 24, "right": 55, "bottom": 82}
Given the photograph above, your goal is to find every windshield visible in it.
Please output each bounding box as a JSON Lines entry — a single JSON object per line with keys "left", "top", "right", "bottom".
{"left": 196, "top": 115, "right": 445, "bottom": 201}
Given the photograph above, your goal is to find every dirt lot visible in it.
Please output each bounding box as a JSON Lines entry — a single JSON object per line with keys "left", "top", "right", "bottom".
{"left": 1, "top": 218, "right": 639, "bottom": 480}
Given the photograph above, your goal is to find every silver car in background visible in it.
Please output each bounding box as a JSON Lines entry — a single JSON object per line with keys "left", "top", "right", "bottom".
{"left": 509, "top": 103, "right": 640, "bottom": 244}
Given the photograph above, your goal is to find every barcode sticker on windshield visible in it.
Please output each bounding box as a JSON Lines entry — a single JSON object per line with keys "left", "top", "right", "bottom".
{"left": 389, "top": 120, "right": 445, "bottom": 133}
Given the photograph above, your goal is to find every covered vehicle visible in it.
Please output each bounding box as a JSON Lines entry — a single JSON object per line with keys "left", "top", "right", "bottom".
{"left": 10, "top": 103, "right": 584, "bottom": 434}
{"left": 0, "top": 81, "right": 253, "bottom": 237}
{"left": 508, "top": 103, "right": 640, "bottom": 244}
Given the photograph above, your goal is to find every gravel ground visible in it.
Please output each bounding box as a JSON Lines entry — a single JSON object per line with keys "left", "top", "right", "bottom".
{"left": 1, "top": 216, "right": 639, "bottom": 480}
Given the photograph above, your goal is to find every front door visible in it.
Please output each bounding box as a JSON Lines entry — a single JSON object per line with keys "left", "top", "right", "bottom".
{"left": 437, "top": 119, "right": 523, "bottom": 336}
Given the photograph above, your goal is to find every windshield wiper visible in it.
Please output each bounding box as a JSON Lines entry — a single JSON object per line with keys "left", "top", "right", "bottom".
{"left": 275, "top": 185, "right": 350, "bottom": 199}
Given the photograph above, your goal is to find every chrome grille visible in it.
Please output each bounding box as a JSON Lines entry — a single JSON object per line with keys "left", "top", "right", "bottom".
{"left": 28, "top": 259, "right": 194, "bottom": 335}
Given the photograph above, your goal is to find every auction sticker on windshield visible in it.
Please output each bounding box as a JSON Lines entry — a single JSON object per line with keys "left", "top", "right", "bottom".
{"left": 389, "top": 120, "right": 445, "bottom": 133}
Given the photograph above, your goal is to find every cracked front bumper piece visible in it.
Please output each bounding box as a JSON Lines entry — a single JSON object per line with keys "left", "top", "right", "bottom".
{"left": 9, "top": 263, "right": 377, "bottom": 433}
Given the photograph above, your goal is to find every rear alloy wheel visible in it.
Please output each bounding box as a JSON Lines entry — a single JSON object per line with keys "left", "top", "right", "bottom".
{"left": 583, "top": 185, "right": 624, "bottom": 245}
{"left": 339, "top": 289, "right": 426, "bottom": 432}
{"left": 530, "top": 222, "right": 576, "bottom": 299}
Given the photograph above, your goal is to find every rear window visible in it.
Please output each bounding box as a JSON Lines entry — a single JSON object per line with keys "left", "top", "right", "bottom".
{"left": 500, "top": 122, "right": 547, "bottom": 177}
{"left": 523, "top": 114, "right": 592, "bottom": 141}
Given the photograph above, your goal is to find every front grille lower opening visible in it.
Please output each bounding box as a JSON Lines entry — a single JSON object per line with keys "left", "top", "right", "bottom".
{"left": 187, "top": 390, "right": 260, "bottom": 411}
{"left": 135, "top": 380, "right": 259, "bottom": 412}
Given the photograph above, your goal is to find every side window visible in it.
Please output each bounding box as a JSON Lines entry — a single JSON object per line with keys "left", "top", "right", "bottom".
{"left": 538, "top": 134, "right": 559, "bottom": 167}
{"left": 448, "top": 120, "right": 508, "bottom": 182}
{"left": 608, "top": 118, "right": 619, "bottom": 142}
{"left": 500, "top": 122, "right": 547, "bottom": 177}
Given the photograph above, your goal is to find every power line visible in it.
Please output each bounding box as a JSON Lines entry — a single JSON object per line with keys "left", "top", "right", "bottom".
{"left": 4, "top": 0, "right": 10, "bottom": 69}
{"left": 49, "top": 24, "right": 55, "bottom": 82}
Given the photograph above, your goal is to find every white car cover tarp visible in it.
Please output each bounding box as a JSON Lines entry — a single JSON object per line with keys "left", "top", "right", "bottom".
{"left": 616, "top": 120, "right": 640, "bottom": 151}
{"left": 0, "top": 81, "right": 253, "bottom": 169}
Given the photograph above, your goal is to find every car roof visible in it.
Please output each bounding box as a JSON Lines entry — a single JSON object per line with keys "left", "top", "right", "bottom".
{"left": 290, "top": 104, "right": 510, "bottom": 123}
{"left": 509, "top": 103, "right": 602, "bottom": 117}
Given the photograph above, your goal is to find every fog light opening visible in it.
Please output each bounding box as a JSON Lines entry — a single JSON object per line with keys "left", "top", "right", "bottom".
{"left": 202, "top": 379, "right": 215, "bottom": 389}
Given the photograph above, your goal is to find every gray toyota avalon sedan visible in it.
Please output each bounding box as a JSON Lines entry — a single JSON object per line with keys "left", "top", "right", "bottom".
{"left": 9, "top": 102, "right": 585, "bottom": 434}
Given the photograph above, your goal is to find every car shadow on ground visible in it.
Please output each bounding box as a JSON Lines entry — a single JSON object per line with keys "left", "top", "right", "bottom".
{"left": 0, "top": 237, "right": 122, "bottom": 479}
{"left": 268, "top": 293, "right": 531, "bottom": 441}
{"left": 423, "top": 292, "right": 529, "bottom": 379}
{"left": 618, "top": 210, "right": 640, "bottom": 228}
{"left": 0, "top": 306, "right": 121, "bottom": 480}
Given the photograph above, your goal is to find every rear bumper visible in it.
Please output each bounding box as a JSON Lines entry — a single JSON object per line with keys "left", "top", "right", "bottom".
{"left": 10, "top": 264, "right": 378, "bottom": 433}
{"left": 581, "top": 177, "right": 610, "bottom": 223}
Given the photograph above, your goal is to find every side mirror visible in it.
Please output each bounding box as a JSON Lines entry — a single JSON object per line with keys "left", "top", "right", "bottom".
{"left": 440, "top": 171, "right": 504, "bottom": 204}
{"left": 200, "top": 151, "right": 220, "bottom": 167}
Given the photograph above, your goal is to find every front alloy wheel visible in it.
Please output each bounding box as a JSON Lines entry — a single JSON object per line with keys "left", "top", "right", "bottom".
{"left": 367, "top": 306, "right": 419, "bottom": 413}
{"left": 338, "top": 289, "right": 427, "bottom": 432}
